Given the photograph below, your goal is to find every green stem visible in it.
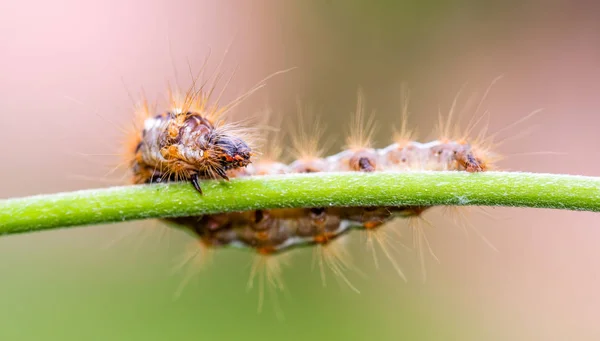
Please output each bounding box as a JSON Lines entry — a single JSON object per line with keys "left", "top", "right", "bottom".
{"left": 1, "top": 171, "right": 599, "bottom": 235}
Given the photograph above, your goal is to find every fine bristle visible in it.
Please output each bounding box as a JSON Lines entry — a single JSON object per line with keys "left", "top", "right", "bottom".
{"left": 393, "top": 83, "right": 417, "bottom": 145}
{"left": 435, "top": 83, "right": 468, "bottom": 142}
{"left": 441, "top": 206, "right": 499, "bottom": 252}
{"left": 408, "top": 216, "right": 440, "bottom": 282}
{"left": 312, "top": 237, "right": 361, "bottom": 293}
{"left": 247, "top": 253, "right": 290, "bottom": 320}
{"left": 346, "top": 88, "right": 377, "bottom": 150}
{"left": 253, "top": 106, "right": 284, "bottom": 162}
{"left": 363, "top": 223, "right": 408, "bottom": 282}
{"left": 172, "top": 239, "right": 214, "bottom": 299}
{"left": 288, "top": 100, "right": 330, "bottom": 161}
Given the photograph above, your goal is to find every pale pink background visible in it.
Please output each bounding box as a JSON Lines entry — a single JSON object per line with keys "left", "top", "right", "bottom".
{"left": 1, "top": 0, "right": 600, "bottom": 339}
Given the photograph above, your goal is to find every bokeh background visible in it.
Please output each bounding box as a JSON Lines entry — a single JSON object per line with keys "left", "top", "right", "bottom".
{"left": 2, "top": 0, "right": 600, "bottom": 339}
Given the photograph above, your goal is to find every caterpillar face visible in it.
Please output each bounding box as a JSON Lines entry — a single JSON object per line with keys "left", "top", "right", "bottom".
{"left": 179, "top": 115, "right": 251, "bottom": 176}
{"left": 211, "top": 134, "right": 252, "bottom": 171}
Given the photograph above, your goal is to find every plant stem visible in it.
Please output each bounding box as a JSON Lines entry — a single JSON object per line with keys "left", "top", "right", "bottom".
{"left": 1, "top": 171, "right": 599, "bottom": 235}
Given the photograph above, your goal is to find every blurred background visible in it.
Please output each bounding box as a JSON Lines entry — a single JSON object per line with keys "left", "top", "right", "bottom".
{"left": 2, "top": 0, "right": 600, "bottom": 339}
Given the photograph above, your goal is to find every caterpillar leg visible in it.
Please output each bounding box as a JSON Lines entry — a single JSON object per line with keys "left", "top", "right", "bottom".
{"left": 190, "top": 173, "right": 203, "bottom": 194}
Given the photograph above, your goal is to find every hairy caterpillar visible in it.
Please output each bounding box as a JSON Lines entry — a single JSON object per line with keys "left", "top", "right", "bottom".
{"left": 130, "top": 95, "right": 252, "bottom": 194}
{"left": 155, "top": 89, "right": 492, "bottom": 255}
{"left": 125, "top": 71, "right": 531, "bottom": 314}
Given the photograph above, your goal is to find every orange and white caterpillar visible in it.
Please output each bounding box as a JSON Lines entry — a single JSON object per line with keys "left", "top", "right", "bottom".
{"left": 120, "top": 71, "right": 529, "bottom": 313}
{"left": 130, "top": 85, "right": 497, "bottom": 257}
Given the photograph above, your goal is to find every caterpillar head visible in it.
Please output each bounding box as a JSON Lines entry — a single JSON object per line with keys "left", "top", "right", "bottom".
{"left": 193, "top": 129, "right": 253, "bottom": 182}
{"left": 211, "top": 133, "right": 253, "bottom": 171}
{"left": 183, "top": 131, "right": 253, "bottom": 194}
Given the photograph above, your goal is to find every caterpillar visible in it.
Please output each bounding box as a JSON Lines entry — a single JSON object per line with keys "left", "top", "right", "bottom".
{"left": 137, "top": 89, "right": 492, "bottom": 255}
{"left": 125, "top": 70, "right": 523, "bottom": 312}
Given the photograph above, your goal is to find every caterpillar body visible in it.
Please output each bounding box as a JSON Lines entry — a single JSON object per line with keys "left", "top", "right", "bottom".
{"left": 129, "top": 85, "right": 495, "bottom": 256}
